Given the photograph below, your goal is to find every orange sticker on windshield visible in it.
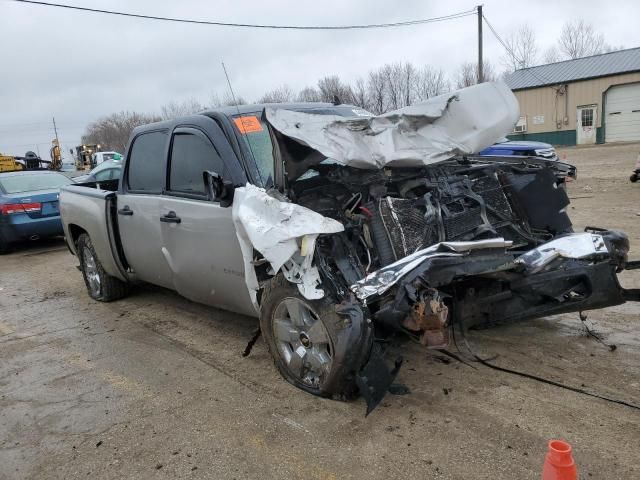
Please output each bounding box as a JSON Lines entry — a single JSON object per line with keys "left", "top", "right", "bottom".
{"left": 234, "top": 116, "right": 263, "bottom": 134}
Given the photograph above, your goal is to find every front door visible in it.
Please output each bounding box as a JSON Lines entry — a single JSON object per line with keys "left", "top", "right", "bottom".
{"left": 576, "top": 105, "right": 597, "bottom": 145}
{"left": 160, "top": 127, "right": 255, "bottom": 317}
{"left": 118, "top": 130, "right": 174, "bottom": 289}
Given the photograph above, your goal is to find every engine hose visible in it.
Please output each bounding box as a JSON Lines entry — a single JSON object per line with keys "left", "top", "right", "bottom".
{"left": 365, "top": 200, "right": 396, "bottom": 267}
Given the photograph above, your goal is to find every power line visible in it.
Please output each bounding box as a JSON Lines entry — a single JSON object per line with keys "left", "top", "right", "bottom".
{"left": 11, "top": 1, "right": 476, "bottom": 30}
{"left": 482, "top": 13, "right": 554, "bottom": 86}
{"left": 481, "top": 14, "right": 526, "bottom": 68}
{"left": 14, "top": 1, "right": 477, "bottom": 29}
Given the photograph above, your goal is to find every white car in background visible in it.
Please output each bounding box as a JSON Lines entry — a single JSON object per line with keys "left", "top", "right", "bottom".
{"left": 92, "top": 151, "right": 122, "bottom": 166}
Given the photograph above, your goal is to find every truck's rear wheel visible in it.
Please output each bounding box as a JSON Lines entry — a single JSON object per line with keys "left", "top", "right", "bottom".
{"left": 77, "top": 233, "right": 129, "bottom": 302}
{"left": 260, "top": 275, "right": 364, "bottom": 399}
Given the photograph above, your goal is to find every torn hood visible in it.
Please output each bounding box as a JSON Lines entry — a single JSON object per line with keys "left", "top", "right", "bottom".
{"left": 266, "top": 81, "right": 520, "bottom": 180}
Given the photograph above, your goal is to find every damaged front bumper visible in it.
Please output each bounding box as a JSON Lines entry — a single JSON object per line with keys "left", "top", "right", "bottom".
{"left": 352, "top": 231, "right": 635, "bottom": 328}
{"left": 350, "top": 230, "right": 637, "bottom": 413}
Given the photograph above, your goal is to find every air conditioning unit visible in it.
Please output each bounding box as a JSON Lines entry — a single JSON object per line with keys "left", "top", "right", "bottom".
{"left": 513, "top": 116, "right": 527, "bottom": 133}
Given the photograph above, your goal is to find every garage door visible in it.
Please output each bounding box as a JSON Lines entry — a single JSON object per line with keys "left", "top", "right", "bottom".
{"left": 605, "top": 83, "right": 640, "bottom": 142}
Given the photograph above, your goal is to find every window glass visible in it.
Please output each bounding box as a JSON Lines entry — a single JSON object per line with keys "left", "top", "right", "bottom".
{"left": 95, "top": 169, "right": 116, "bottom": 181}
{"left": 581, "top": 108, "right": 593, "bottom": 127}
{"left": 232, "top": 114, "right": 274, "bottom": 187}
{"left": 102, "top": 153, "right": 119, "bottom": 162}
{"left": 169, "top": 132, "right": 226, "bottom": 195}
{"left": 127, "top": 131, "right": 167, "bottom": 192}
{"left": 0, "top": 173, "right": 72, "bottom": 193}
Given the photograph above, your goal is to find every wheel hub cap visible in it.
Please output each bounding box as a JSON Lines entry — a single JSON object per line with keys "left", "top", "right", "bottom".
{"left": 83, "top": 248, "right": 101, "bottom": 296}
{"left": 272, "top": 298, "right": 332, "bottom": 388}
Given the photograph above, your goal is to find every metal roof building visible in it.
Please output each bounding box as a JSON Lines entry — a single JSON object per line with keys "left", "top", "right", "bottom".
{"left": 503, "top": 47, "right": 640, "bottom": 145}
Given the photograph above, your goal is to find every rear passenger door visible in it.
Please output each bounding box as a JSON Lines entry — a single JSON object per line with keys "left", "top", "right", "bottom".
{"left": 118, "top": 130, "right": 174, "bottom": 289}
{"left": 159, "top": 125, "right": 255, "bottom": 317}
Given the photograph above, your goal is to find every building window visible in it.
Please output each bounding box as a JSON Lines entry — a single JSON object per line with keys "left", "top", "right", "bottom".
{"left": 513, "top": 116, "right": 527, "bottom": 133}
{"left": 581, "top": 108, "right": 594, "bottom": 127}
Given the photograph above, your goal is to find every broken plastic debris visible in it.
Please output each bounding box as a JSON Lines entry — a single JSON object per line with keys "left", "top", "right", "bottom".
{"left": 351, "top": 238, "right": 512, "bottom": 301}
{"left": 515, "top": 233, "right": 608, "bottom": 273}
{"left": 232, "top": 184, "right": 344, "bottom": 306}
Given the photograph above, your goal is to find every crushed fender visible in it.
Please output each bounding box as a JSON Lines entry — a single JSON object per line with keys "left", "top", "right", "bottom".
{"left": 232, "top": 183, "right": 344, "bottom": 307}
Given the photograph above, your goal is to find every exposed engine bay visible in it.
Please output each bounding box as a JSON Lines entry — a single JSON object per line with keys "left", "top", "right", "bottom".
{"left": 289, "top": 158, "right": 627, "bottom": 332}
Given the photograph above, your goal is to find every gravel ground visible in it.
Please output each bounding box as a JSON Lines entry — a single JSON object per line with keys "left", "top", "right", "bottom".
{"left": 1, "top": 142, "right": 639, "bottom": 480}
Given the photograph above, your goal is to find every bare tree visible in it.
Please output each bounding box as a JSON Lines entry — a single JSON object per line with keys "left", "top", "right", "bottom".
{"left": 160, "top": 98, "right": 205, "bottom": 120}
{"left": 382, "top": 64, "right": 402, "bottom": 111}
{"left": 297, "top": 86, "right": 322, "bottom": 102}
{"left": 208, "top": 92, "right": 223, "bottom": 108}
{"left": 542, "top": 46, "right": 562, "bottom": 64}
{"left": 207, "top": 92, "right": 247, "bottom": 108}
{"left": 367, "top": 70, "right": 387, "bottom": 114}
{"left": 502, "top": 24, "right": 538, "bottom": 71}
{"left": 456, "top": 63, "right": 476, "bottom": 89}
{"left": 350, "top": 77, "right": 370, "bottom": 110}
{"left": 222, "top": 91, "right": 247, "bottom": 106}
{"left": 455, "top": 61, "right": 497, "bottom": 88}
{"left": 413, "top": 66, "right": 449, "bottom": 101}
{"left": 317, "top": 75, "right": 353, "bottom": 104}
{"left": 558, "top": 20, "right": 604, "bottom": 59}
{"left": 398, "top": 63, "right": 418, "bottom": 108}
{"left": 257, "top": 84, "right": 295, "bottom": 104}
{"left": 603, "top": 44, "right": 625, "bottom": 53}
{"left": 82, "top": 111, "right": 161, "bottom": 153}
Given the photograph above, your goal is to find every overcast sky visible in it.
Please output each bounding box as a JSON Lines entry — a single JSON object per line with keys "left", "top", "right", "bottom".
{"left": 1, "top": 0, "right": 637, "bottom": 159}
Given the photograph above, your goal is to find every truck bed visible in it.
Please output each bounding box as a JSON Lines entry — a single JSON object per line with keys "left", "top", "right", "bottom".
{"left": 59, "top": 183, "right": 128, "bottom": 282}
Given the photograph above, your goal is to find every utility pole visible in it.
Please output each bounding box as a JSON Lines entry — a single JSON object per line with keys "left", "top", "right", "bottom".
{"left": 477, "top": 5, "right": 483, "bottom": 83}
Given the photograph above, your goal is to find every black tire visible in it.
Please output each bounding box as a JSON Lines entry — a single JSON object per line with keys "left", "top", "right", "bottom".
{"left": 630, "top": 173, "right": 638, "bottom": 183}
{"left": 260, "top": 274, "right": 370, "bottom": 399}
{"left": 0, "top": 234, "right": 9, "bottom": 254}
{"left": 77, "top": 233, "right": 129, "bottom": 302}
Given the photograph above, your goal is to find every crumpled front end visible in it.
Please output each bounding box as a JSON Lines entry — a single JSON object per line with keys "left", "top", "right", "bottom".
{"left": 233, "top": 81, "right": 638, "bottom": 413}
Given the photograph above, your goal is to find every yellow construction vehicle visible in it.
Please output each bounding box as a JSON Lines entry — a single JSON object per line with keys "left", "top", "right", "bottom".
{"left": 0, "top": 151, "right": 54, "bottom": 171}
{"left": 75, "top": 144, "right": 101, "bottom": 170}
{"left": 49, "top": 139, "right": 62, "bottom": 170}
{"left": 1, "top": 139, "right": 64, "bottom": 172}
{"left": 0, "top": 153, "right": 24, "bottom": 172}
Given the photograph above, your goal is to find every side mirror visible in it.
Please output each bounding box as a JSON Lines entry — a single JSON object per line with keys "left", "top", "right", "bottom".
{"left": 203, "top": 171, "right": 234, "bottom": 208}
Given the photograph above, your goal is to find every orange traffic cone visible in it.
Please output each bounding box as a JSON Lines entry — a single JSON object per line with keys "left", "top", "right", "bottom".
{"left": 542, "top": 440, "right": 577, "bottom": 480}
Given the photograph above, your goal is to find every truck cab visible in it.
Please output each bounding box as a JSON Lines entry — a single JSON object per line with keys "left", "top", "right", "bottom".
{"left": 60, "top": 103, "right": 358, "bottom": 316}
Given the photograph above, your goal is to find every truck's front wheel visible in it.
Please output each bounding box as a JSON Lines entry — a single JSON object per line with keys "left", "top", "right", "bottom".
{"left": 260, "top": 275, "right": 369, "bottom": 400}
{"left": 77, "top": 233, "right": 129, "bottom": 302}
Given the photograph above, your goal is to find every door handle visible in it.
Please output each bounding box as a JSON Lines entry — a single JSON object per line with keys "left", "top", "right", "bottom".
{"left": 118, "top": 205, "right": 133, "bottom": 216}
{"left": 160, "top": 211, "right": 181, "bottom": 224}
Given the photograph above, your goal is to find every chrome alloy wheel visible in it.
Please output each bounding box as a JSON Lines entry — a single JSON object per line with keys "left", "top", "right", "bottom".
{"left": 272, "top": 297, "right": 333, "bottom": 387}
{"left": 82, "top": 247, "right": 101, "bottom": 297}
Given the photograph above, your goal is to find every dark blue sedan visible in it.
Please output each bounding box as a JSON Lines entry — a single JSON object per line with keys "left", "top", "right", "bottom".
{"left": 0, "top": 170, "right": 73, "bottom": 253}
{"left": 479, "top": 140, "right": 558, "bottom": 161}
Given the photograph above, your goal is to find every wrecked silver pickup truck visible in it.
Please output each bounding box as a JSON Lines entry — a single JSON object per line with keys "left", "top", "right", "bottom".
{"left": 60, "top": 82, "right": 637, "bottom": 413}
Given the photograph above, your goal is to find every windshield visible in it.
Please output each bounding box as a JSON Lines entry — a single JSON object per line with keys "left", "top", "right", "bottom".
{"left": 232, "top": 114, "right": 274, "bottom": 187}
{"left": 0, "top": 173, "right": 72, "bottom": 194}
{"left": 232, "top": 106, "right": 374, "bottom": 187}
{"left": 102, "top": 153, "right": 121, "bottom": 162}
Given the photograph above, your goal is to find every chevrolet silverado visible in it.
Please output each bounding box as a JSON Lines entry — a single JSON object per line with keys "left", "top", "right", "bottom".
{"left": 60, "top": 83, "right": 638, "bottom": 413}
